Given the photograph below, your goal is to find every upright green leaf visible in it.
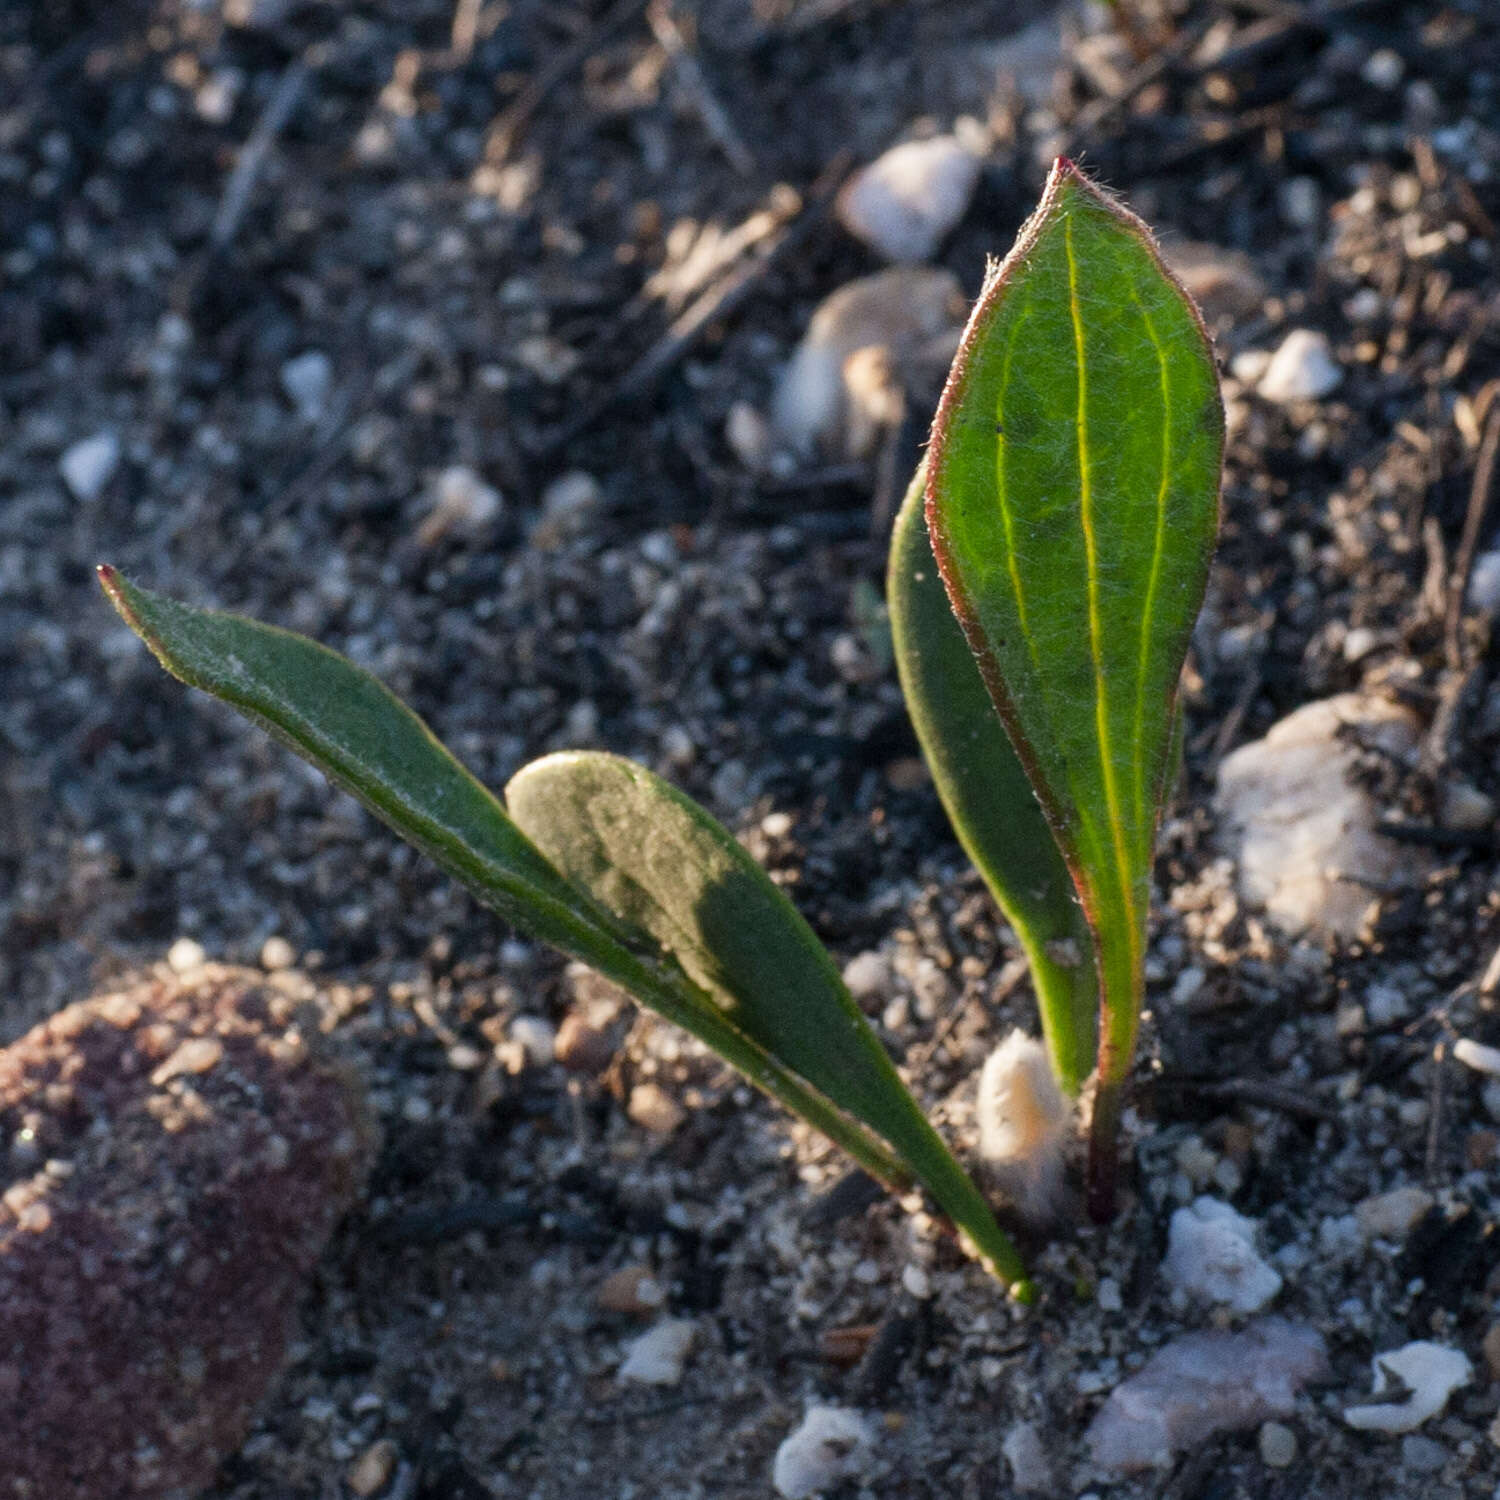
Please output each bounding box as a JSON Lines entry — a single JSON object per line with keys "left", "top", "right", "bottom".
{"left": 924, "top": 160, "right": 1223, "bottom": 1215}
{"left": 507, "top": 751, "right": 1030, "bottom": 1290}
{"left": 889, "top": 462, "right": 1097, "bottom": 1095}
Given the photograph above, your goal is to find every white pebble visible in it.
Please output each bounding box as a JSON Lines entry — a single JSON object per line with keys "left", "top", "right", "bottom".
{"left": 842, "top": 950, "right": 890, "bottom": 1003}
{"left": 1162, "top": 1197, "right": 1282, "bottom": 1313}
{"left": 59, "top": 431, "right": 121, "bottom": 503}
{"left": 1361, "top": 47, "right": 1405, "bottom": 89}
{"left": 772, "top": 1407, "right": 875, "bottom": 1499}
{"left": 618, "top": 1318, "right": 695, "bottom": 1386}
{"left": 1278, "top": 177, "right": 1320, "bottom": 230}
{"left": 416, "top": 465, "right": 504, "bottom": 547}
{"left": 1002, "top": 1421, "right": 1055, "bottom": 1494}
{"left": 1355, "top": 1187, "right": 1433, "bottom": 1242}
{"left": 1467, "top": 548, "right": 1500, "bottom": 615}
{"left": 836, "top": 135, "right": 981, "bottom": 263}
{"left": 901, "top": 1264, "right": 932, "bottom": 1299}
{"left": 1345, "top": 1342, "right": 1472, "bottom": 1432}
{"left": 280, "top": 350, "right": 332, "bottom": 419}
{"left": 259, "top": 935, "right": 296, "bottom": 971}
{"left": 1258, "top": 329, "right": 1342, "bottom": 403}
{"left": 1259, "top": 1420, "right": 1297, "bottom": 1467}
{"left": 166, "top": 936, "right": 207, "bottom": 974}
{"left": 509, "top": 1015, "right": 556, "bottom": 1067}
{"left": 1455, "top": 1038, "right": 1500, "bottom": 1078}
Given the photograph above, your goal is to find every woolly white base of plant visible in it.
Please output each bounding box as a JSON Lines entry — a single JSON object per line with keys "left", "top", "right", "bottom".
{"left": 975, "top": 1029, "right": 1072, "bottom": 1223}
{"left": 772, "top": 1406, "right": 876, "bottom": 1499}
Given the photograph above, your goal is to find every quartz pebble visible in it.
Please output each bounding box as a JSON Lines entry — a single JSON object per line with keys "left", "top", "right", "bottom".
{"left": 618, "top": 1318, "right": 695, "bottom": 1385}
{"left": 1454, "top": 1037, "right": 1500, "bottom": 1078}
{"left": 347, "top": 1439, "right": 398, "bottom": 1496}
{"left": 1259, "top": 1420, "right": 1297, "bottom": 1468}
{"left": 1162, "top": 1197, "right": 1282, "bottom": 1313}
{"left": 508, "top": 1014, "right": 556, "bottom": 1067}
{"left": 1257, "top": 329, "right": 1342, "bottom": 403}
{"left": 167, "top": 935, "right": 208, "bottom": 973}
{"left": 772, "top": 1406, "right": 876, "bottom": 1499}
{"left": 1344, "top": 1341, "right": 1472, "bottom": 1432}
{"left": 770, "top": 268, "right": 963, "bottom": 459}
{"left": 836, "top": 135, "right": 980, "bottom": 263}
{"left": 1355, "top": 1187, "right": 1433, "bottom": 1241}
{"left": 280, "top": 349, "right": 333, "bottom": 419}
{"left": 1215, "top": 693, "right": 1422, "bottom": 941}
{"left": 1086, "top": 1319, "right": 1328, "bottom": 1473}
{"left": 416, "top": 465, "right": 503, "bottom": 547}
{"left": 1002, "top": 1422, "right": 1055, "bottom": 1494}
{"left": 627, "top": 1082, "right": 687, "bottom": 1135}
{"left": 59, "top": 430, "right": 121, "bottom": 502}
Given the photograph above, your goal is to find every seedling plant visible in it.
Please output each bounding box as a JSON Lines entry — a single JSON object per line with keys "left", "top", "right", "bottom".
{"left": 101, "top": 160, "right": 1223, "bottom": 1297}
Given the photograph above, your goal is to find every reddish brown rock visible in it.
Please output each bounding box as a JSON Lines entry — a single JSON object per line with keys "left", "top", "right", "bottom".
{"left": 0, "top": 963, "right": 372, "bottom": 1499}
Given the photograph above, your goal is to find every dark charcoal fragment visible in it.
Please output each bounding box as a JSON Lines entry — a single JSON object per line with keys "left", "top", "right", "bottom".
{"left": 0, "top": 963, "right": 373, "bottom": 1500}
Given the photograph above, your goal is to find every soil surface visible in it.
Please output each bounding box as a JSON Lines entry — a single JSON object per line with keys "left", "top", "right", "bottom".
{"left": 5, "top": 1, "right": 1500, "bottom": 1496}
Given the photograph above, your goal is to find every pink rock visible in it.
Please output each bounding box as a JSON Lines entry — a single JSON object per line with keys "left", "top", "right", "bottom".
{"left": 0, "top": 964, "right": 373, "bottom": 1499}
{"left": 1086, "top": 1319, "right": 1329, "bottom": 1474}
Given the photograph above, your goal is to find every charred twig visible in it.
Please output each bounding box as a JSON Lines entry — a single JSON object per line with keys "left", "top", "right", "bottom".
{"left": 1166, "top": 1075, "right": 1338, "bottom": 1123}
{"left": 1375, "top": 818, "right": 1496, "bottom": 853}
{"left": 647, "top": 0, "right": 758, "bottom": 176}
{"left": 209, "top": 62, "right": 310, "bottom": 254}
{"left": 1443, "top": 384, "right": 1500, "bottom": 669}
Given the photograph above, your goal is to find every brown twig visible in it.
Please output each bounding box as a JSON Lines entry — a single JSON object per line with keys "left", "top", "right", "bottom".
{"left": 1443, "top": 383, "right": 1500, "bottom": 670}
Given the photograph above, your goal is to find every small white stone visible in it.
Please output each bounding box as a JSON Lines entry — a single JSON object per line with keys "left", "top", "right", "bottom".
{"left": 1002, "top": 1421, "right": 1054, "bottom": 1494}
{"left": 1096, "top": 1276, "right": 1123, "bottom": 1314}
{"left": 842, "top": 951, "right": 890, "bottom": 1003}
{"left": 1162, "top": 1197, "right": 1282, "bottom": 1314}
{"left": 1087, "top": 1319, "right": 1327, "bottom": 1474}
{"left": 1215, "top": 693, "right": 1423, "bottom": 941}
{"left": 416, "top": 465, "right": 504, "bottom": 546}
{"left": 59, "top": 431, "right": 121, "bottom": 502}
{"left": 901, "top": 1264, "right": 932, "bottom": 1299}
{"left": 618, "top": 1318, "right": 695, "bottom": 1386}
{"left": 770, "top": 267, "right": 962, "bottom": 459}
{"left": 166, "top": 937, "right": 207, "bottom": 974}
{"left": 509, "top": 1015, "right": 556, "bottom": 1067}
{"left": 1356, "top": 1187, "right": 1433, "bottom": 1241}
{"left": 1278, "top": 177, "right": 1321, "bottom": 230}
{"left": 1345, "top": 1341, "right": 1472, "bottom": 1432}
{"left": 1455, "top": 1038, "right": 1500, "bottom": 1078}
{"left": 280, "top": 350, "right": 332, "bottom": 419}
{"left": 1467, "top": 548, "right": 1500, "bottom": 614}
{"left": 1230, "top": 349, "right": 1272, "bottom": 385}
{"left": 533, "top": 470, "right": 602, "bottom": 544}
{"left": 1259, "top": 1420, "right": 1297, "bottom": 1468}
{"left": 1441, "top": 781, "right": 1495, "bottom": 832}
{"left": 725, "top": 401, "right": 773, "bottom": 470}
{"left": 836, "top": 135, "right": 981, "bottom": 263}
{"left": 259, "top": 935, "right": 296, "bottom": 971}
{"left": 1257, "top": 329, "right": 1342, "bottom": 403}
{"left": 1362, "top": 47, "right": 1405, "bottom": 89}
{"left": 1365, "top": 983, "right": 1408, "bottom": 1027}
{"left": 627, "top": 1082, "right": 686, "bottom": 1135}
{"left": 772, "top": 1406, "right": 875, "bottom": 1500}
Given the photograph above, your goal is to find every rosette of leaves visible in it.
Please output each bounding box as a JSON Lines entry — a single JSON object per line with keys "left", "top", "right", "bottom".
{"left": 100, "top": 159, "right": 1221, "bottom": 1292}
